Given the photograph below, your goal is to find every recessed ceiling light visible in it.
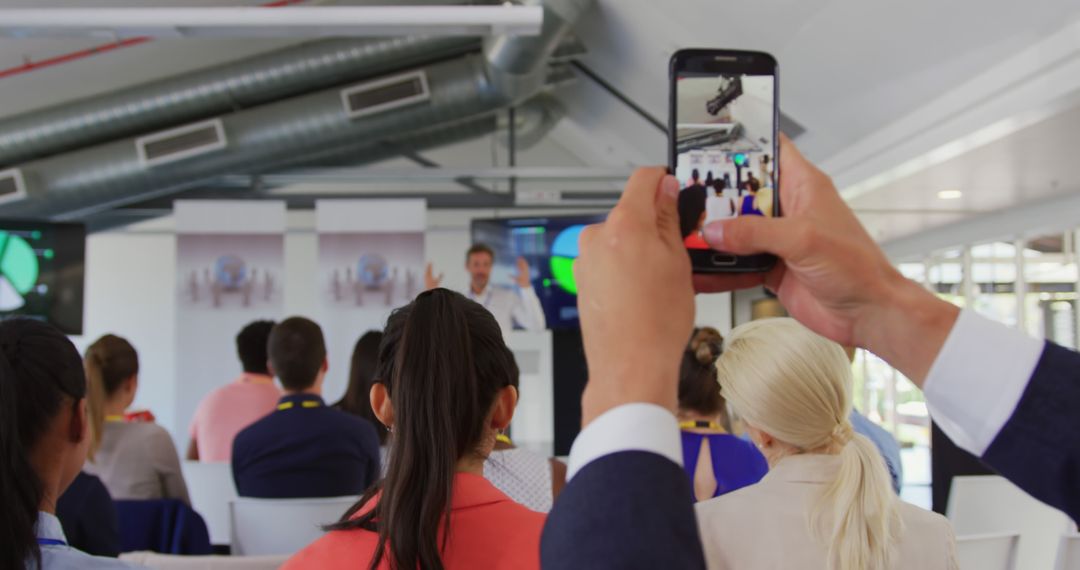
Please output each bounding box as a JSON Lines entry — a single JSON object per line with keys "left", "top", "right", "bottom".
{"left": 937, "top": 189, "right": 963, "bottom": 200}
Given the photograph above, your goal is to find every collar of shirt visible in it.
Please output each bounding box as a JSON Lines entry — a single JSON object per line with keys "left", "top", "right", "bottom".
{"left": 35, "top": 511, "right": 69, "bottom": 547}
{"left": 467, "top": 284, "right": 493, "bottom": 301}
{"left": 277, "top": 393, "right": 325, "bottom": 408}
{"left": 763, "top": 453, "right": 841, "bottom": 485}
{"left": 239, "top": 373, "right": 275, "bottom": 386}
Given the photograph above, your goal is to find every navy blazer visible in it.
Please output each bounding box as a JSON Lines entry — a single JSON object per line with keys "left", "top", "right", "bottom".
{"left": 56, "top": 471, "right": 122, "bottom": 558}
{"left": 541, "top": 451, "right": 706, "bottom": 569}
{"left": 232, "top": 394, "right": 381, "bottom": 499}
{"left": 982, "top": 342, "right": 1080, "bottom": 523}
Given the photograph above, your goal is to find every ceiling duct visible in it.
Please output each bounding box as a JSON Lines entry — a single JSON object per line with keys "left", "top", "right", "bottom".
{"left": 137, "top": 119, "right": 227, "bottom": 167}
{"left": 0, "top": 32, "right": 482, "bottom": 167}
{"left": 0, "top": 0, "right": 593, "bottom": 220}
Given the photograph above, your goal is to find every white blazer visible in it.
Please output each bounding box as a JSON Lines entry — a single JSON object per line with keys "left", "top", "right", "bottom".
{"left": 695, "top": 454, "right": 957, "bottom": 570}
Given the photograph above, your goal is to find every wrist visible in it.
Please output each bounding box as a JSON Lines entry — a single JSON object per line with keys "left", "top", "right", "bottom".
{"left": 858, "top": 271, "right": 959, "bottom": 387}
{"left": 581, "top": 367, "right": 679, "bottom": 428}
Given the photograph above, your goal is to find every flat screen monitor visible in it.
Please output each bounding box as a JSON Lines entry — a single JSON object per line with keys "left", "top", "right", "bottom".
{"left": 0, "top": 220, "right": 86, "bottom": 335}
{"left": 471, "top": 214, "right": 605, "bottom": 330}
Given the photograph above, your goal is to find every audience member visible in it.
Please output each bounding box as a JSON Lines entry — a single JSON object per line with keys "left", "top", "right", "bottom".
{"left": 485, "top": 432, "right": 568, "bottom": 513}
{"left": 83, "top": 334, "right": 189, "bottom": 504}
{"left": 332, "top": 330, "right": 389, "bottom": 448}
{"left": 677, "top": 326, "right": 767, "bottom": 501}
{"left": 56, "top": 471, "right": 122, "bottom": 558}
{"left": 187, "top": 320, "right": 280, "bottom": 462}
{"left": 285, "top": 289, "right": 545, "bottom": 570}
{"left": 679, "top": 183, "right": 709, "bottom": 249}
{"left": 231, "top": 317, "right": 380, "bottom": 498}
{"left": 426, "top": 243, "right": 547, "bottom": 333}
{"left": 0, "top": 318, "right": 139, "bottom": 569}
{"left": 696, "top": 318, "right": 956, "bottom": 569}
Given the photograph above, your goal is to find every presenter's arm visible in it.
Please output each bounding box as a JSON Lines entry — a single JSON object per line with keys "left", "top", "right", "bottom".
{"left": 512, "top": 257, "right": 548, "bottom": 331}
{"left": 699, "top": 135, "right": 1080, "bottom": 521}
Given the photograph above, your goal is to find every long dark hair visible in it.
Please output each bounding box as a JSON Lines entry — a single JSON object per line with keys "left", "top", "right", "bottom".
{"left": 678, "top": 327, "right": 729, "bottom": 426}
{"left": 0, "top": 318, "right": 87, "bottom": 569}
{"left": 327, "top": 288, "right": 520, "bottom": 570}
{"left": 333, "top": 331, "right": 387, "bottom": 444}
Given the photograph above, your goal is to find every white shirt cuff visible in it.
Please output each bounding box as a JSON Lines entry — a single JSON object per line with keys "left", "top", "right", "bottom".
{"left": 923, "top": 309, "right": 1043, "bottom": 456}
{"left": 566, "top": 403, "right": 682, "bottom": 481}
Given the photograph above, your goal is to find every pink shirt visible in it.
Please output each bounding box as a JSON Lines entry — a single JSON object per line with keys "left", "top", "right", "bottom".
{"left": 189, "top": 373, "right": 282, "bottom": 462}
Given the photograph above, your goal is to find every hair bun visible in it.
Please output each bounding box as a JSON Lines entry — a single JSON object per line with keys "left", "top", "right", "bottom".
{"left": 690, "top": 327, "right": 724, "bottom": 365}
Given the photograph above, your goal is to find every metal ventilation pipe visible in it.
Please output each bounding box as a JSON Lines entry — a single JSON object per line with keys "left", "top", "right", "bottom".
{"left": 2, "top": 0, "right": 593, "bottom": 220}
{"left": 0, "top": 35, "right": 480, "bottom": 167}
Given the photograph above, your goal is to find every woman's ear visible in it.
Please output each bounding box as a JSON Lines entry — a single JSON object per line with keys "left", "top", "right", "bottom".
{"left": 370, "top": 383, "right": 393, "bottom": 429}
{"left": 491, "top": 385, "right": 518, "bottom": 431}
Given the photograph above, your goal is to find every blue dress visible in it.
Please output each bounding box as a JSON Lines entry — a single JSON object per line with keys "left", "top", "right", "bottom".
{"left": 680, "top": 431, "right": 768, "bottom": 499}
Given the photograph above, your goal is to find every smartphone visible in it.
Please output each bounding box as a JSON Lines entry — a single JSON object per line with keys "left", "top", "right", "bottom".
{"left": 669, "top": 49, "right": 779, "bottom": 272}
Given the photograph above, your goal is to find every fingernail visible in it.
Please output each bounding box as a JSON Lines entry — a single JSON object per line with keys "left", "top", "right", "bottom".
{"left": 704, "top": 221, "right": 723, "bottom": 244}
{"left": 662, "top": 175, "right": 679, "bottom": 198}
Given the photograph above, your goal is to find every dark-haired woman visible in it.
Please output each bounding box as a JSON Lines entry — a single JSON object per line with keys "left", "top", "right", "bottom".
{"left": 0, "top": 318, "right": 141, "bottom": 569}
{"left": 83, "top": 335, "right": 189, "bottom": 504}
{"left": 285, "top": 289, "right": 544, "bottom": 570}
{"left": 333, "top": 330, "right": 388, "bottom": 447}
{"left": 678, "top": 326, "right": 768, "bottom": 502}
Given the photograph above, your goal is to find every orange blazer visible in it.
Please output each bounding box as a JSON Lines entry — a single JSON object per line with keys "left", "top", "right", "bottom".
{"left": 284, "top": 473, "right": 545, "bottom": 570}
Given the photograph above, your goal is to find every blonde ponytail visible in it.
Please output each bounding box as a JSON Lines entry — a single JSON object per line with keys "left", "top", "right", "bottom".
{"left": 83, "top": 349, "right": 107, "bottom": 462}
{"left": 716, "top": 318, "right": 901, "bottom": 570}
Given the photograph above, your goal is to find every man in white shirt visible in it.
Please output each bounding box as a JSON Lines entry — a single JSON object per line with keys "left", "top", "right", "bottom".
{"left": 425, "top": 243, "right": 547, "bottom": 333}
{"left": 540, "top": 137, "right": 1080, "bottom": 568}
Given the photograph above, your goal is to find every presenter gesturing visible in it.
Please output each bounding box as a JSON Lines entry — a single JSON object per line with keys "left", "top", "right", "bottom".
{"left": 426, "top": 243, "right": 547, "bottom": 333}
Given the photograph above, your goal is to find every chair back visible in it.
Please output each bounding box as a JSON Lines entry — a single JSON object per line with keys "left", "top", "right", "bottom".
{"left": 956, "top": 532, "right": 1019, "bottom": 570}
{"left": 115, "top": 499, "right": 213, "bottom": 555}
{"left": 948, "top": 475, "right": 1072, "bottom": 570}
{"left": 181, "top": 460, "right": 237, "bottom": 545}
{"left": 121, "top": 552, "right": 288, "bottom": 569}
{"left": 1056, "top": 533, "right": 1080, "bottom": 570}
{"left": 229, "top": 495, "right": 359, "bottom": 556}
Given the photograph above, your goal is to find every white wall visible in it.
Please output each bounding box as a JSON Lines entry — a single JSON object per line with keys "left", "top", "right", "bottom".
{"left": 78, "top": 209, "right": 730, "bottom": 447}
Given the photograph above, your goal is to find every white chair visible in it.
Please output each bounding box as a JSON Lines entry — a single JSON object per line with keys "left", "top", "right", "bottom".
{"left": 1056, "top": 533, "right": 1080, "bottom": 570}
{"left": 121, "top": 551, "right": 287, "bottom": 569}
{"left": 230, "top": 495, "right": 359, "bottom": 556}
{"left": 181, "top": 460, "right": 237, "bottom": 546}
{"left": 955, "top": 532, "right": 1019, "bottom": 570}
{"left": 948, "top": 475, "right": 1073, "bottom": 570}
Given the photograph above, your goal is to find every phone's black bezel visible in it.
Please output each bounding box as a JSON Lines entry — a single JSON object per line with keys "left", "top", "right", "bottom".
{"left": 669, "top": 49, "right": 780, "bottom": 273}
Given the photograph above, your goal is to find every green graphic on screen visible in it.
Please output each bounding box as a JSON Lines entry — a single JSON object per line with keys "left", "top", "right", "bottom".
{"left": 0, "top": 231, "right": 41, "bottom": 311}
{"left": 549, "top": 225, "right": 586, "bottom": 295}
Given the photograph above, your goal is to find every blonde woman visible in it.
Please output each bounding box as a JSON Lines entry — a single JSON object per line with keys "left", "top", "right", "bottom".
{"left": 695, "top": 318, "right": 956, "bottom": 570}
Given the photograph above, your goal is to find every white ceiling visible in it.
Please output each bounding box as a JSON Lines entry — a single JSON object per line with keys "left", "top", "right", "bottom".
{"left": 3, "top": 0, "right": 1080, "bottom": 247}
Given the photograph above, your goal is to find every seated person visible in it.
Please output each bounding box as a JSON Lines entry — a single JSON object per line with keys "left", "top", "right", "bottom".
{"left": 187, "top": 320, "right": 281, "bottom": 462}
{"left": 286, "top": 289, "right": 545, "bottom": 570}
{"left": 56, "top": 471, "right": 121, "bottom": 558}
{"left": 232, "top": 317, "right": 380, "bottom": 498}
{"left": 332, "top": 330, "right": 389, "bottom": 466}
{"left": 696, "top": 318, "right": 957, "bottom": 569}
{"left": 83, "top": 334, "right": 189, "bottom": 504}
{"left": 0, "top": 318, "right": 139, "bottom": 569}
{"left": 485, "top": 431, "right": 567, "bottom": 513}
{"left": 679, "top": 183, "right": 710, "bottom": 249}
{"left": 677, "top": 327, "right": 767, "bottom": 501}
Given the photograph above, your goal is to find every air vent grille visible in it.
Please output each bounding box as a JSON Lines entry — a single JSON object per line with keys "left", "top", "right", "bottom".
{"left": 0, "top": 169, "right": 27, "bottom": 206}
{"left": 137, "top": 119, "right": 226, "bottom": 167}
{"left": 341, "top": 70, "right": 430, "bottom": 120}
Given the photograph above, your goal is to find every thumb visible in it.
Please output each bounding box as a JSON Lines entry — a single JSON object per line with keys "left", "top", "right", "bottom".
{"left": 703, "top": 216, "right": 805, "bottom": 258}
{"left": 655, "top": 174, "right": 681, "bottom": 243}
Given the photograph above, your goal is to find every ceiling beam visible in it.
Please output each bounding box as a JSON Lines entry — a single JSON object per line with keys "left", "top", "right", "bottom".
{"left": 0, "top": 6, "right": 543, "bottom": 39}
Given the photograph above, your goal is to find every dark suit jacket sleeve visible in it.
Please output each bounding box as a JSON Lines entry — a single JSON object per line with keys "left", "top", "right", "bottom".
{"left": 982, "top": 342, "right": 1080, "bottom": 523}
{"left": 540, "top": 451, "right": 706, "bottom": 570}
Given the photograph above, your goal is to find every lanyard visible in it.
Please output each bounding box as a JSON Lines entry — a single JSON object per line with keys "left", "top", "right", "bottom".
{"left": 495, "top": 433, "right": 513, "bottom": 445}
{"left": 679, "top": 420, "right": 723, "bottom": 431}
{"left": 37, "top": 538, "right": 66, "bottom": 547}
{"left": 104, "top": 415, "right": 125, "bottom": 423}
{"left": 277, "top": 400, "right": 320, "bottom": 411}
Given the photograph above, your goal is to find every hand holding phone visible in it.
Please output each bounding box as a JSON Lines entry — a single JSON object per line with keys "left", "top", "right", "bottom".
{"left": 669, "top": 49, "right": 780, "bottom": 273}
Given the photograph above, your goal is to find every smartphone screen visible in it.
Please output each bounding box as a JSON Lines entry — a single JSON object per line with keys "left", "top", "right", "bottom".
{"left": 670, "top": 50, "right": 778, "bottom": 272}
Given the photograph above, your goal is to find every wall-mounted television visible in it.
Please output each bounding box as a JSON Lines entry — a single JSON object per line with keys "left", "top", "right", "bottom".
{"left": 471, "top": 214, "right": 605, "bottom": 330}
{"left": 0, "top": 220, "right": 85, "bottom": 335}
